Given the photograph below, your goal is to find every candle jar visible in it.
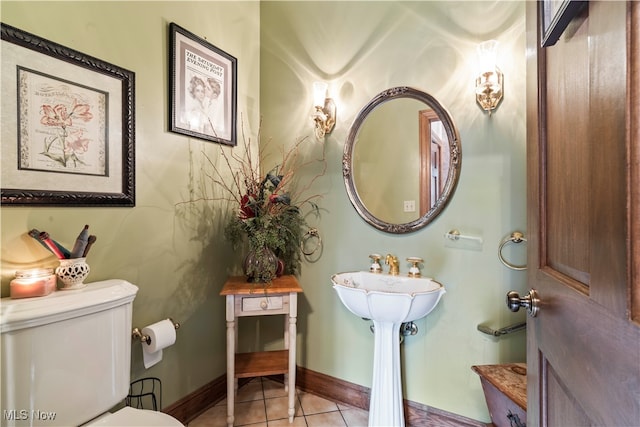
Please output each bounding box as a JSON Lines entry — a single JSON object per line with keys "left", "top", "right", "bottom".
{"left": 10, "top": 268, "right": 56, "bottom": 299}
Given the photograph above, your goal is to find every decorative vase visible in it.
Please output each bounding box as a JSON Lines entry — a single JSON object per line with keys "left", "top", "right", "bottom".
{"left": 243, "top": 246, "right": 279, "bottom": 283}
{"left": 276, "top": 258, "right": 285, "bottom": 277}
{"left": 56, "top": 257, "right": 90, "bottom": 290}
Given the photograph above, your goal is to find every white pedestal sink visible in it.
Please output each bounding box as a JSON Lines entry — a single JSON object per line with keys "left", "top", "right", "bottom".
{"left": 331, "top": 271, "right": 445, "bottom": 427}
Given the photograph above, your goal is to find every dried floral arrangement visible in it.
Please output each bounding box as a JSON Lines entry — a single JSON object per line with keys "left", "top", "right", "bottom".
{"left": 193, "top": 122, "right": 325, "bottom": 282}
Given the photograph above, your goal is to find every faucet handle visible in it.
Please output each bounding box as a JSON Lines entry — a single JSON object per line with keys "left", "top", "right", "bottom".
{"left": 406, "top": 257, "right": 423, "bottom": 278}
{"left": 369, "top": 253, "right": 382, "bottom": 273}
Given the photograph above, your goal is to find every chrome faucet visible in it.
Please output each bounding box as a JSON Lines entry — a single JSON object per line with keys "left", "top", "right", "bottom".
{"left": 385, "top": 254, "right": 400, "bottom": 275}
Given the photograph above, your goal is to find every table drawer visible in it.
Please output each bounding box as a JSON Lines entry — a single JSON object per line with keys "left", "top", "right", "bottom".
{"left": 237, "top": 294, "right": 289, "bottom": 316}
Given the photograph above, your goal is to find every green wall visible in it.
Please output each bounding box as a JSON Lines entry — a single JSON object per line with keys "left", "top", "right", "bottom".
{"left": 0, "top": 0, "right": 260, "bottom": 409}
{"left": 1, "top": 1, "right": 526, "bottom": 423}
{"left": 260, "top": 1, "right": 527, "bottom": 421}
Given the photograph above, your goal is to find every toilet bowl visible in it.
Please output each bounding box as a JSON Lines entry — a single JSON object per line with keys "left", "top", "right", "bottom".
{"left": 1, "top": 279, "right": 184, "bottom": 427}
{"left": 472, "top": 363, "right": 527, "bottom": 427}
{"left": 84, "top": 406, "right": 182, "bottom": 426}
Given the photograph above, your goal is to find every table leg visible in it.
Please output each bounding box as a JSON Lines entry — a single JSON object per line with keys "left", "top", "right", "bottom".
{"left": 226, "top": 296, "right": 235, "bottom": 427}
{"left": 284, "top": 314, "right": 289, "bottom": 392}
{"left": 226, "top": 319, "right": 235, "bottom": 427}
{"left": 288, "top": 293, "right": 298, "bottom": 422}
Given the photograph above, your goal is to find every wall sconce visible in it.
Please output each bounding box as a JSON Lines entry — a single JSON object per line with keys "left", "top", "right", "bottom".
{"left": 475, "top": 40, "right": 503, "bottom": 114}
{"left": 312, "top": 81, "right": 336, "bottom": 139}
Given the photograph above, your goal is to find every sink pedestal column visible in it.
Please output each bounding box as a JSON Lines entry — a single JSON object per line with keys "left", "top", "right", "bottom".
{"left": 369, "top": 320, "right": 405, "bottom": 427}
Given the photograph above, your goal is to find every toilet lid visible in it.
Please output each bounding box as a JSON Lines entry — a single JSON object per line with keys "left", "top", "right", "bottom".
{"left": 85, "top": 406, "right": 184, "bottom": 426}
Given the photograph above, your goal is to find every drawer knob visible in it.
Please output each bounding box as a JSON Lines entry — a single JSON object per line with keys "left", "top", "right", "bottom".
{"left": 260, "top": 300, "right": 268, "bottom": 310}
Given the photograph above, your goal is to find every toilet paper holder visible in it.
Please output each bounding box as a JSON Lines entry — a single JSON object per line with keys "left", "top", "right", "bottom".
{"left": 132, "top": 318, "right": 180, "bottom": 345}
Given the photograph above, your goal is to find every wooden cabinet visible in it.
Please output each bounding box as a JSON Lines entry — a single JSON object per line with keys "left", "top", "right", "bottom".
{"left": 220, "top": 275, "right": 303, "bottom": 426}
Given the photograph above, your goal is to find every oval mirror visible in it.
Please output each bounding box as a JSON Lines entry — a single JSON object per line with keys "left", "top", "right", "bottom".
{"left": 343, "top": 87, "right": 461, "bottom": 233}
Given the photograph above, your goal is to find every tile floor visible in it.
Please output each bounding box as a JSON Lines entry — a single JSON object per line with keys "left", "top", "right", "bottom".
{"left": 187, "top": 377, "right": 369, "bottom": 427}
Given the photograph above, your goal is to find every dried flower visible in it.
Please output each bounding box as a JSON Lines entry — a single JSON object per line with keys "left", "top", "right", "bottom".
{"left": 187, "top": 119, "right": 325, "bottom": 281}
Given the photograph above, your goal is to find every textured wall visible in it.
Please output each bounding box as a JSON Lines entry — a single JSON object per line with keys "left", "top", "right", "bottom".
{"left": 1, "top": 1, "right": 526, "bottom": 422}
{"left": 259, "top": 1, "right": 527, "bottom": 421}
{"left": 0, "top": 0, "right": 260, "bottom": 408}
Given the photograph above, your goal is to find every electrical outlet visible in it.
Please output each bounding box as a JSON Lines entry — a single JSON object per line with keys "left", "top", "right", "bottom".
{"left": 403, "top": 200, "right": 416, "bottom": 212}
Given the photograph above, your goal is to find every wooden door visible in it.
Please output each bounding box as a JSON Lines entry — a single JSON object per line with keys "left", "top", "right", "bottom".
{"left": 526, "top": 1, "right": 640, "bottom": 426}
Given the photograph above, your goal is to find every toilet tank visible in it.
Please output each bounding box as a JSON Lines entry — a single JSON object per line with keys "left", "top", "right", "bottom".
{"left": 1, "top": 279, "right": 138, "bottom": 427}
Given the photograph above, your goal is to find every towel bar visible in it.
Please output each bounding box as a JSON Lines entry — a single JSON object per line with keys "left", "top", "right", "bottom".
{"left": 477, "top": 322, "right": 526, "bottom": 337}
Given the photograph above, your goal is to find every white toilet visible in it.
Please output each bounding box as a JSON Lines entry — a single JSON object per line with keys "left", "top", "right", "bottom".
{"left": 1, "top": 279, "right": 184, "bottom": 427}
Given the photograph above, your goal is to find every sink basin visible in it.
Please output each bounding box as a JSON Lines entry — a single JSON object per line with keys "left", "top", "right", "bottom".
{"left": 331, "top": 271, "right": 445, "bottom": 427}
{"left": 331, "top": 271, "right": 445, "bottom": 323}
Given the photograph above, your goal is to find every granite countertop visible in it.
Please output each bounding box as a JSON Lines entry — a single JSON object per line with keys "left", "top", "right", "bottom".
{"left": 471, "top": 363, "right": 527, "bottom": 410}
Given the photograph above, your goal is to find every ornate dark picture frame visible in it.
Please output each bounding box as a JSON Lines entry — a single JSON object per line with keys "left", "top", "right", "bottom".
{"left": 540, "top": 0, "right": 588, "bottom": 47}
{"left": 169, "top": 22, "right": 237, "bottom": 146}
{"left": 1, "top": 23, "right": 135, "bottom": 207}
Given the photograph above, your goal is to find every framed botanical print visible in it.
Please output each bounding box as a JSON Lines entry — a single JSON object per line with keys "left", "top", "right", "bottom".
{"left": 1, "top": 23, "right": 136, "bottom": 206}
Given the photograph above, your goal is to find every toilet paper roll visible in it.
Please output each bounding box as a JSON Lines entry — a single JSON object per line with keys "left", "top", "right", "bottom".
{"left": 142, "top": 319, "right": 176, "bottom": 369}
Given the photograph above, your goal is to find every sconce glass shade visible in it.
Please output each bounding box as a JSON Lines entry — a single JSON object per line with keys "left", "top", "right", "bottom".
{"left": 477, "top": 40, "right": 499, "bottom": 72}
{"left": 312, "top": 81, "right": 336, "bottom": 139}
{"left": 475, "top": 40, "right": 503, "bottom": 114}
{"left": 313, "top": 81, "right": 328, "bottom": 107}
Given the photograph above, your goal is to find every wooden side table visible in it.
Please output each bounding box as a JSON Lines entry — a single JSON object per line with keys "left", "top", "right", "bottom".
{"left": 220, "top": 275, "right": 303, "bottom": 426}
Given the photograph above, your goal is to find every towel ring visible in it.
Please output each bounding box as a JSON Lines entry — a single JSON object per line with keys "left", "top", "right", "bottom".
{"left": 498, "top": 231, "right": 527, "bottom": 271}
{"left": 301, "top": 228, "right": 322, "bottom": 256}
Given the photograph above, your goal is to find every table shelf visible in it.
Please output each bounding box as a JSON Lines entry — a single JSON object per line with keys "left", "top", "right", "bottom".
{"left": 235, "top": 350, "right": 289, "bottom": 378}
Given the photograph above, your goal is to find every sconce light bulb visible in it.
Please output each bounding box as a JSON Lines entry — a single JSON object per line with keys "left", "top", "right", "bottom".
{"left": 477, "top": 40, "right": 499, "bottom": 72}
{"left": 313, "top": 81, "right": 328, "bottom": 107}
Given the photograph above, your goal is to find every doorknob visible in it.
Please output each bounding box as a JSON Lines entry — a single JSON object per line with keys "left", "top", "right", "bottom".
{"left": 506, "top": 289, "right": 540, "bottom": 317}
